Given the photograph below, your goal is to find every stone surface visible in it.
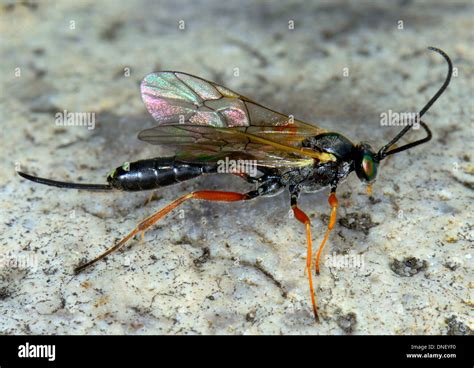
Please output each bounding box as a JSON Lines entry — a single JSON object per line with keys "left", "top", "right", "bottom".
{"left": 0, "top": 0, "right": 472, "bottom": 335}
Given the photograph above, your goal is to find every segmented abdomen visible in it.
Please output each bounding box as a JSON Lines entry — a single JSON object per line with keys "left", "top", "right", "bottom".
{"left": 110, "top": 157, "right": 214, "bottom": 191}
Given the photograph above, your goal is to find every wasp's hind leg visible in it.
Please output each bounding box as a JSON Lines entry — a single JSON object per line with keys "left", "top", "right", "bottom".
{"left": 74, "top": 191, "right": 254, "bottom": 274}
{"left": 314, "top": 186, "right": 339, "bottom": 275}
{"left": 74, "top": 178, "right": 282, "bottom": 275}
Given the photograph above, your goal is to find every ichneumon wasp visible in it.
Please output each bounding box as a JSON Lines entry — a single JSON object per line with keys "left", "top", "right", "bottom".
{"left": 18, "top": 47, "right": 452, "bottom": 321}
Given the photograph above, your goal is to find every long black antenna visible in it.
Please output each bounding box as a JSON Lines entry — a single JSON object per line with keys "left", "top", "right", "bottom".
{"left": 376, "top": 47, "right": 452, "bottom": 161}
{"left": 17, "top": 171, "right": 113, "bottom": 191}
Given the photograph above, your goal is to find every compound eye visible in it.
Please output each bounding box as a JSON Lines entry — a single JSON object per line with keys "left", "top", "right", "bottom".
{"left": 362, "top": 154, "right": 377, "bottom": 182}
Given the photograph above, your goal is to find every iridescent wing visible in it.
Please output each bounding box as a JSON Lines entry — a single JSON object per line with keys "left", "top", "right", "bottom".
{"left": 139, "top": 71, "right": 334, "bottom": 168}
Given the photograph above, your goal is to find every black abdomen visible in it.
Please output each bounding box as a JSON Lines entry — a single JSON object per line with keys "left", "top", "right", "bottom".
{"left": 107, "top": 157, "right": 214, "bottom": 191}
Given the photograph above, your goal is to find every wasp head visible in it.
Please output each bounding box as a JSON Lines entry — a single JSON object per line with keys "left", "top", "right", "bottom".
{"left": 355, "top": 143, "right": 378, "bottom": 184}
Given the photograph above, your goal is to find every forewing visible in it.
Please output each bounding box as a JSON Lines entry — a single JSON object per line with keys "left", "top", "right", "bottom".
{"left": 139, "top": 71, "right": 332, "bottom": 165}
{"left": 141, "top": 71, "right": 246, "bottom": 126}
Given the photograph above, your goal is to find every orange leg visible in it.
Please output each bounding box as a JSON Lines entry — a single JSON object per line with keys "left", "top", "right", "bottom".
{"left": 292, "top": 204, "right": 319, "bottom": 322}
{"left": 314, "top": 192, "right": 339, "bottom": 275}
{"left": 74, "top": 190, "right": 250, "bottom": 274}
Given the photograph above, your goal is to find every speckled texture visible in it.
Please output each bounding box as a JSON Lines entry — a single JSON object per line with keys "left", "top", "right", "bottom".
{"left": 1, "top": 0, "right": 472, "bottom": 335}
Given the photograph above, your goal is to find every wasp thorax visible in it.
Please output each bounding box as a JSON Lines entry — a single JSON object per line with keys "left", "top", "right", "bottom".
{"left": 355, "top": 143, "right": 378, "bottom": 183}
